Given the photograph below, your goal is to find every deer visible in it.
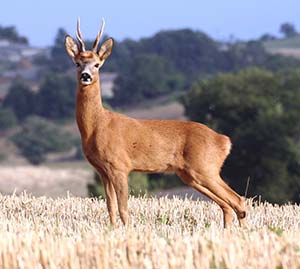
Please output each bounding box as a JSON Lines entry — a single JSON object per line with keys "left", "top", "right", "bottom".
{"left": 64, "top": 18, "right": 246, "bottom": 228}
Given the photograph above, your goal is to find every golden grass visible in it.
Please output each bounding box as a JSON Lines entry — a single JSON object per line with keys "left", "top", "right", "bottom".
{"left": 0, "top": 193, "right": 299, "bottom": 268}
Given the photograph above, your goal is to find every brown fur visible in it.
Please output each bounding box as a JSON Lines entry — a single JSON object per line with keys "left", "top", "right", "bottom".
{"left": 65, "top": 26, "right": 246, "bottom": 228}
{"left": 78, "top": 51, "right": 94, "bottom": 60}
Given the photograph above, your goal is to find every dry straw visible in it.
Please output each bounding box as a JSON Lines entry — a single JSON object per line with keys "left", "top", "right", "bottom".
{"left": 0, "top": 193, "right": 299, "bottom": 268}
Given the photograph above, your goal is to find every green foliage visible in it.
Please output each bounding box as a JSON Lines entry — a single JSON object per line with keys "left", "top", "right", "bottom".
{"left": 129, "top": 173, "right": 149, "bottom": 196}
{"left": 33, "top": 54, "right": 49, "bottom": 66}
{"left": 148, "top": 174, "right": 184, "bottom": 191}
{"left": 222, "top": 41, "right": 300, "bottom": 72}
{"left": 182, "top": 68, "right": 300, "bottom": 203}
{"left": 223, "top": 41, "right": 268, "bottom": 71}
{"left": 88, "top": 172, "right": 149, "bottom": 198}
{"left": 260, "top": 34, "right": 277, "bottom": 42}
{"left": 11, "top": 116, "right": 73, "bottom": 165}
{"left": 3, "top": 74, "right": 77, "bottom": 121}
{"left": 35, "top": 73, "right": 76, "bottom": 119}
{"left": 140, "top": 29, "right": 222, "bottom": 78}
{"left": 280, "top": 23, "right": 298, "bottom": 38}
{"left": 110, "top": 29, "right": 225, "bottom": 106}
{"left": 0, "top": 108, "right": 17, "bottom": 131}
{"left": 110, "top": 29, "right": 300, "bottom": 107}
{"left": 50, "top": 28, "right": 73, "bottom": 72}
{"left": 87, "top": 173, "right": 106, "bottom": 198}
{"left": 3, "top": 80, "right": 36, "bottom": 120}
{"left": 113, "top": 54, "right": 184, "bottom": 105}
{"left": 0, "top": 152, "right": 7, "bottom": 162}
{"left": 0, "top": 25, "right": 28, "bottom": 44}
{"left": 100, "top": 36, "right": 133, "bottom": 73}
{"left": 264, "top": 54, "right": 300, "bottom": 72}
{"left": 268, "top": 227, "right": 284, "bottom": 237}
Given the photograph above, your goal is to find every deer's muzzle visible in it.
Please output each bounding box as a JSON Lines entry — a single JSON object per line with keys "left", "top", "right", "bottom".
{"left": 80, "top": 72, "right": 92, "bottom": 84}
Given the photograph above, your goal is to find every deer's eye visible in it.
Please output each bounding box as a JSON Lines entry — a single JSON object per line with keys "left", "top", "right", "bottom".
{"left": 95, "top": 63, "right": 100, "bottom": 68}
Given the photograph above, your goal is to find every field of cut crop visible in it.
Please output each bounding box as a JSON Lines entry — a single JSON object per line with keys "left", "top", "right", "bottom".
{"left": 264, "top": 36, "right": 300, "bottom": 59}
{"left": 0, "top": 193, "right": 299, "bottom": 269}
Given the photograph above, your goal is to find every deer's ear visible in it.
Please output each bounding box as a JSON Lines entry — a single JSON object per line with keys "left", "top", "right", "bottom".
{"left": 65, "top": 35, "right": 79, "bottom": 59}
{"left": 98, "top": 38, "right": 114, "bottom": 61}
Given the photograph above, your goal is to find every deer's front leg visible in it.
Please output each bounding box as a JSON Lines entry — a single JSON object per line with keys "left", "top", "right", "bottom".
{"left": 109, "top": 171, "right": 129, "bottom": 226}
{"left": 102, "top": 176, "right": 118, "bottom": 227}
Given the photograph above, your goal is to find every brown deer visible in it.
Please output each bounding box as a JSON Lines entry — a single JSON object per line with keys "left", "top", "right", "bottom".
{"left": 65, "top": 18, "right": 246, "bottom": 228}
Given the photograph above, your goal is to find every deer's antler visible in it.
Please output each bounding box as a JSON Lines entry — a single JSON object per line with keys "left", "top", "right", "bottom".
{"left": 92, "top": 18, "right": 105, "bottom": 53}
{"left": 76, "top": 17, "right": 86, "bottom": 52}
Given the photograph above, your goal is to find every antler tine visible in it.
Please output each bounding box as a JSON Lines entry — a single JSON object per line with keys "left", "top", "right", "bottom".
{"left": 92, "top": 18, "right": 105, "bottom": 52}
{"left": 76, "top": 17, "right": 86, "bottom": 52}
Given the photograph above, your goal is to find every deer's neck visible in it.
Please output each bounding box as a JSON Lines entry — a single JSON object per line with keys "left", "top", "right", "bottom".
{"left": 76, "top": 80, "right": 104, "bottom": 140}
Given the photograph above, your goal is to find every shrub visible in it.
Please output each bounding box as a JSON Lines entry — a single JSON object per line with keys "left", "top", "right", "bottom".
{"left": 11, "top": 116, "right": 73, "bottom": 165}
{"left": 0, "top": 108, "right": 17, "bottom": 131}
{"left": 3, "top": 79, "right": 36, "bottom": 121}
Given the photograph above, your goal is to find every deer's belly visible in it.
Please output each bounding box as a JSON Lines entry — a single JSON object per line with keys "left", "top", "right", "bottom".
{"left": 130, "top": 149, "right": 182, "bottom": 174}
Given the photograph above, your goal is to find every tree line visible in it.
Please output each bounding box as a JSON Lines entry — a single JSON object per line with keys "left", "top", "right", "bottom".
{"left": 2, "top": 75, "right": 76, "bottom": 121}
{"left": 0, "top": 25, "right": 28, "bottom": 44}
{"left": 47, "top": 25, "right": 300, "bottom": 107}
{"left": 0, "top": 75, "right": 78, "bottom": 165}
{"left": 1, "top": 23, "right": 300, "bottom": 203}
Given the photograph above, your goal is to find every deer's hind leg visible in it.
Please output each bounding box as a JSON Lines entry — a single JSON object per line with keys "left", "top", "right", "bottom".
{"left": 177, "top": 170, "right": 234, "bottom": 228}
{"left": 177, "top": 170, "right": 246, "bottom": 228}
{"left": 202, "top": 174, "right": 246, "bottom": 226}
{"left": 215, "top": 175, "right": 247, "bottom": 227}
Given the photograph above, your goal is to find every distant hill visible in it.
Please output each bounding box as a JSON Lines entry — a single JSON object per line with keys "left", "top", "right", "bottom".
{"left": 264, "top": 36, "right": 300, "bottom": 59}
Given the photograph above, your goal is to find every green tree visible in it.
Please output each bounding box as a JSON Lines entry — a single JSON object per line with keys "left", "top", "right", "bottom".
{"left": 113, "top": 54, "right": 183, "bottom": 106}
{"left": 109, "top": 28, "right": 300, "bottom": 107}
{"left": 182, "top": 68, "right": 300, "bottom": 203}
{"left": 11, "top": 116, "right": 73, "bottom": 165}
{"left": 0, "top": 108, "right": 17, "bottom": 131}
{"left": 264, "top": 54, "right": 300, "bottom": 72}
{"left": 222, "top": 41, "right": 283, "bottom": 72}
{"left": 50, "top": 28, "right": 73, "bottom": 71}
{"left": 3, "top": 79, "right": 36, "bottom": 120}
{"left": 280, "top": 23, "right": 298, "bottom": 38}
{"left": 36, "top": 74, "right": 76, "bottom": 119}
{"left": 0, "top": 25, "right": 28, "bottom": 44}
{"left": 259, "top": 33, "right": 276, "bottom": 42}
{"left": 141, "top": 29, "right": 223, "bottom": 79}
{"left": 96, "top": 36, "right": 133, "bottom": 73}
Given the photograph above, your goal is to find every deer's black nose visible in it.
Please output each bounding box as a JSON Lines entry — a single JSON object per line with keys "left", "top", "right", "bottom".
{"left": 80, "top": 73, "right": 92, "bottom": 82}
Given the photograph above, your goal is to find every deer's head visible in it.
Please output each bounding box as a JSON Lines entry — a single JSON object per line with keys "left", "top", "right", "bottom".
{"left": 65, "top": 18, "right": 114, "bottom": 86}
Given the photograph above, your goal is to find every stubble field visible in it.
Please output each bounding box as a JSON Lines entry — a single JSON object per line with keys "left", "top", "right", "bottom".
{"left": 0, "top": 193, "right": 299, "bottom": 269}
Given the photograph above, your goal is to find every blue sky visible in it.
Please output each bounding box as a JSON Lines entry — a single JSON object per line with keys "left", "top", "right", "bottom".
{"left": 1, "top": 0, "right": 299, "bottom": 47}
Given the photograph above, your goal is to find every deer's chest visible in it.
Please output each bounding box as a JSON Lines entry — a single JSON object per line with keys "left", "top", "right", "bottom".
{"left": 83, "top": 138, "right": 105, "bottom": 162}
{"left": 82, "top": 136, "right": 120, "bottom": 170}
